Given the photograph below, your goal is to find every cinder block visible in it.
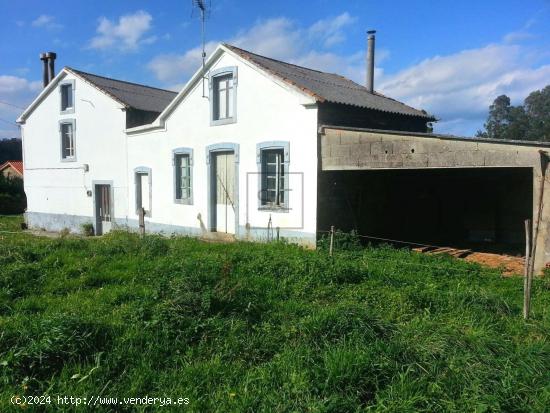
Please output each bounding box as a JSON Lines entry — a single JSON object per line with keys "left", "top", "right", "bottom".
{"left": 403, "top": 154, "right": 429, "bottom": 168}
{"left": 427, "top": 152, "right": 456, "bottom": 168}
{"left": 351, "top": 142, "right": 371, "bottom": 157}
{"left": 329, "top": 145, "right": 350, "bottom": 158}
{"left": 339, "top": 133, "right": 360, "bottom": 144}
{"left": 453, "top": 151, "right": 485, "bottom": 166}
{"left": 483, "top": 150, "right": 518, "bottom": 166}
{"left": 371, "top": 141, "right": 393, "bottom": 155}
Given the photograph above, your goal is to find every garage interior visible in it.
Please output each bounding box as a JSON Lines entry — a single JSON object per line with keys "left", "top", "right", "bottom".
{"left": 317, "top": 167, "right": 533, "bottom": 256}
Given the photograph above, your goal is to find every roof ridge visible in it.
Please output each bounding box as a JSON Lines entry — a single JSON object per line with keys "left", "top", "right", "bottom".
{"left": 67, "top": 67, "right": 177, "bottom": 95}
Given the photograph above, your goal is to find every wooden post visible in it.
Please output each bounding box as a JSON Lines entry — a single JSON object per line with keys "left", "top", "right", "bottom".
{"left": 523, "top": 219, "right": 532, "bottom": 319}
{"left": 276, "top": 227, "right": 280, "bottom": 242}
{"left": 139, "top": 207, "right": 145, "bottom": 238}
{"left": 329, "top": 226, "right": 335, "bottom": 257}
{"left": 530, "top": 150, "right": 548, "bottom": 277}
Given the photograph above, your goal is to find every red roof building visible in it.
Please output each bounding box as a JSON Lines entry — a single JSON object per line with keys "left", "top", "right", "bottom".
{"left": 0, "top": 160, "right": 23, "bottom": 179}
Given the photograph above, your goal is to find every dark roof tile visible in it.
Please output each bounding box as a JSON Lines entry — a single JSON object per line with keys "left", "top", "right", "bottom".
{"left": 224, "top": 44, "right": 434, "bottom": 119}
{"left": 68, "top": 68, "right": 177, "bottom": 113}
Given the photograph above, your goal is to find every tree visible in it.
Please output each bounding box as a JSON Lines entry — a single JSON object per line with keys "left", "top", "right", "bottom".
{"left": 0, "top": 138, "right": 22, "bottom": 164}
{"left": 524, "top": 85, "right": 550, "bottom": 141}
{"left": 476, "top": 85, "right": 550, "bottom": 141}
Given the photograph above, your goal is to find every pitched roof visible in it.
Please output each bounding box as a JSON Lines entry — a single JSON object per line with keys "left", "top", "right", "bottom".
{"left": 224, "top": 44, "right": 434, "bottom": 120}
{"left": 67, "top": 68, "right": 177, "bottom": 113}
{"left": 0, "top": 160, "right": 23, "bottom": 176}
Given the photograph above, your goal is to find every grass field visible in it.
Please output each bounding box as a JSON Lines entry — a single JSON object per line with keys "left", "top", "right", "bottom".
{"left": 1, "top": 215, "right": 550, "bottom": 412}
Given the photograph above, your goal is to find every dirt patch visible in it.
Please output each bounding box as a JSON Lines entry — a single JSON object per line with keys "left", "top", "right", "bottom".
{"left": 413, "top": 246, "right": 525, "bottom": 276}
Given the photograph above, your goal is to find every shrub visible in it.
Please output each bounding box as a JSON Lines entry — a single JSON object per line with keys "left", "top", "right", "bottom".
{"left": 317, "top": 229, "right": 362, "bottom": 252}
{"left": 81, "top": 222, "right": 94, "bottom": 236}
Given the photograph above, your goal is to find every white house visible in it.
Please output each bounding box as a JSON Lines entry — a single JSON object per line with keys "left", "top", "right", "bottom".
{"left": 17, "top": 43, "right": 432, "bottom": 246}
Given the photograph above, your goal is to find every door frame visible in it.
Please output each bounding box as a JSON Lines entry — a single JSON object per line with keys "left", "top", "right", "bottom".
{"left": 92, "top": 180, "right": 114, "bottom": 236}
{"left": 206, "top": 143, "right": 239, "bottom": 235}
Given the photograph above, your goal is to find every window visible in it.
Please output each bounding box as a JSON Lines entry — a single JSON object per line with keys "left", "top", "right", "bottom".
{"left": 210, "top": 67, "right": 237, "bottom": 125}
{"left": 173, "top": 148, "right": 193, "bottom": 204}
{"left": 134, "top": 167, "right": 152, "bottom": 217}
{"left": 257, "top": 142, "right": 290, "bottom": 210}
{"left": 60, "top": 80, "right": 75, "bottom": 113}
{"left": 214, "top": 75, "right": 234, "bottom": 120}
{"left": 60, "top": 120, "right": 76, "bottom": 161}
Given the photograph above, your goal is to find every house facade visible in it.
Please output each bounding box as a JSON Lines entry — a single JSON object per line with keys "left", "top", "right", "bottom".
{"left": 18, "top": 43, "right": 550, "bottom": 272}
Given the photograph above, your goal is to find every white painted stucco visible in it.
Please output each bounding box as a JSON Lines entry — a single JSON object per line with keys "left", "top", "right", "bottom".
{"left": 20, "top": 70, "right": 129, "bottom": 232}
{"left": 126, "top": 52, "right": 318, "bottom": 243}
{"left": 19, "top": 46, "right": 319, "bottom": 243}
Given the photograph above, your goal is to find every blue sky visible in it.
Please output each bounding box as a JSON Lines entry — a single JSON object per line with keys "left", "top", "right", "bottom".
{"left": 1, "top": 0, "right": 549, "bottom": 138}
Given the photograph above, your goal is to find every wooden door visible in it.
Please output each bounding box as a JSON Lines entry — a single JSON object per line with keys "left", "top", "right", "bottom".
{"left": 213, "top": 152, "right": 235, "bottom": 233}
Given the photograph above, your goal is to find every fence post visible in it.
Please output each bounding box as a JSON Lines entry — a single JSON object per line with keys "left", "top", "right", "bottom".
{"left": 329, "top": 225, "right": 335, "bottom": 257}
{"left": 523, "top": 219, "right": 532, "bottom": 320}
{"left": 276, "top": 226, "right": 280, "bottom": 242}
{"left": 139, "top": 207, "right": 145, "bottom": 238}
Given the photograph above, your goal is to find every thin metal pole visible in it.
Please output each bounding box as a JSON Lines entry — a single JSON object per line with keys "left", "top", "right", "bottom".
{"left": 523, "top": 219, "right": 532, "bottom": 319}
{"left": 329, "top": 225, "right": 335, "bottom": 257}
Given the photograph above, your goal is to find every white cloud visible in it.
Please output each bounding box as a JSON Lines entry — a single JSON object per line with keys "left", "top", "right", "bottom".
{"left": 31, "top": 15, "right": 63, "bottom": 30}
{"left": 308, "top": 12, "right": 357, "bottom": 48}
{"left": 148, "top": 13, "right": 361, "bottom": 84}
{"left": 0, "top": 76, "right": 41, "bottom": 139}
{"left": 377, "top": 43, "right": 550, "bottom": 135}
{"left": 89, "top": 10, "right": 154, "bottom": 51}
{"left": 148, "top": 13, "right": 549, "bottom": 137}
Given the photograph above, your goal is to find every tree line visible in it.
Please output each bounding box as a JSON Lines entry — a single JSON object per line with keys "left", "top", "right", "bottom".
{"left": 476, "top": 85, "right": 550, "bottom": 141}
{"left": 0, "top": 138, "right": 22, "bottom": 164}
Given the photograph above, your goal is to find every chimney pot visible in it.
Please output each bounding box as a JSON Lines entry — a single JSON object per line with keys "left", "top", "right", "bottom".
{"left": 46, "top": 52, "right": 56, "bottom": 83}
{"left": 40, "top": 53, "right": 49, "bottom": 88}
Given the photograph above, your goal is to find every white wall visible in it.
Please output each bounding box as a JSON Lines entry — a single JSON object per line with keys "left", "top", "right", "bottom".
{"left": 21, "top": 71, "right": 129, "bottom": 231}
{"left": 127, "top": 52, "right": 319, "bottom": 243}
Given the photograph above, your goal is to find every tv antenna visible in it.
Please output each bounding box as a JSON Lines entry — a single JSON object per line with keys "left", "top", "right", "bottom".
{"left": 192, "top": 0, "right": 211, "bottom": 98}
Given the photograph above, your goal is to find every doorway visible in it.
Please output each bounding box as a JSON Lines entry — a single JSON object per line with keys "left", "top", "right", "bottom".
{"left": 94, "top": 183, "right": 113, "bottom": 235}
{"left": 210, "top": 151, "right": 236, "bottom": 233}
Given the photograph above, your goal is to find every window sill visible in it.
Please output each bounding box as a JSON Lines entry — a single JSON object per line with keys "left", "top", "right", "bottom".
{"left": 61, "top": 157, "right": 77, "bottom": 162}
{"left": 60, "top": 108, "right": 75, "bottom": 115}
{"left": 174, "top": 199, "right": 193, "bottom": 205}
{"left": 258, "top": 206, "right": 290, "bottom": 213}
{"left": 210, "top": 117, "right": 236, "bottom": 126}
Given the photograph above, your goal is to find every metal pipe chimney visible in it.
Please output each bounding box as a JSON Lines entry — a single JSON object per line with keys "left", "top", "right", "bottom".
{"left": 46, "top": 52, "right": 56, "bottom": 83}
{"left": 366, "top": 30, "right": 376, "bottom": 93}
{"left": 39, "top": 52, "right": 57, "bottom": 87}
{"left": 40, "top": 53, "right": 49, "bottom": 88}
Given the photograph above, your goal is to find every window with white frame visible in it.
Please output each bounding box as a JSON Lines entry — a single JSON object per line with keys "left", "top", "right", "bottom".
{"left": 261, "top": 148, "right": 286, "bottom": 208}
{"left": 210, "top": 67, "right": 237, "bottom": 125}
{"left": 173, "top": 148, "right": 193, "bottom": 204}
{"left": 60, "top": 81, "right": 74, "bottom": 113}
{"left": 60, "top": 120, "right": 76, "bottom": 161}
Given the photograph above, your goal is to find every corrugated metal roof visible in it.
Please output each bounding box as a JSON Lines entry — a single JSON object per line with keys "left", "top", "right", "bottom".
{"left": 224, "top": 44, "right": 434, "bottom": 119}
{"left": 68, "top": 68, "right": 177, "bottom": 113}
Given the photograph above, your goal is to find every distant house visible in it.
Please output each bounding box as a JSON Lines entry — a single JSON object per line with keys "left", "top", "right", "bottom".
{"left": 0, "top": 160, "right": 23, "bottom": 179}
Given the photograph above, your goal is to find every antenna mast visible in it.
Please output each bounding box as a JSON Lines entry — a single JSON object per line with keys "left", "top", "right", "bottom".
{"left": 192, "top": 0, "right": 210, "bottom": 98}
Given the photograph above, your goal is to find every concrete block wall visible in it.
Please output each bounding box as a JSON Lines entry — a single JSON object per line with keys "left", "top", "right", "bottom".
{"left": 320, "top": 127, "right": 550, "bottom": 274}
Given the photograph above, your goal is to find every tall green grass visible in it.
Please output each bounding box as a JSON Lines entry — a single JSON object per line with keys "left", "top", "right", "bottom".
{"left": 1, "top": 216, "right": 550, "bottom": 412}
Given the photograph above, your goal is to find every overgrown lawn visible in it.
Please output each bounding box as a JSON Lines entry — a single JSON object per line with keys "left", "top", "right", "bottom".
{"left": 1, "top": 216, "right": 550, "bottom": 412}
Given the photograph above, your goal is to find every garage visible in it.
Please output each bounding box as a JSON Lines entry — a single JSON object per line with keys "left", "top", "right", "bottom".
{"left": 319, "top": 126, "right": 550, "bottom": 272}
{"left": 318, "top": 167, "right": 533, "bottom": 255}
